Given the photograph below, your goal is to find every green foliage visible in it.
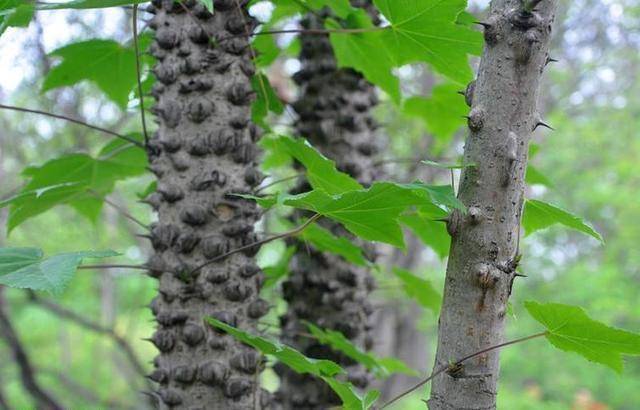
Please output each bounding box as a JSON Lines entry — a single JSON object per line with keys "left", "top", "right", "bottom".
{"left": 525, "top": 301, "right": 640, "bottom": 373}
{"left": 373, "top": 0, "right": 483, "bottom": 84}
{"left": 199, "top": 0, "right": 213, "bottom": 12}
{"left": 268, "top": 135, "right": 362, "bottom": 194}
{"left": 306, "top": 322, "right": 418, "bottom": 378}
{"left": 0, "top": 2, "right": 33, "bottom": 34}
{"left": 0, "top": 247, "right": 118, "bottom": 293}
{"left": 526, "top": 165, "right": 554, "bottom": 187}
{"left": 37, "top": 0, "right": 148, "bottom": 10}
{"left": 392, "top": 267, "right": 442, "bottom": 313}
{"left": 404, "top": 83, "right": 468, "bottom": 141}
{"left": 523, "top": 199, "right": 603, "bottom": 242}
{"left": 252, "top": 73, "right": 284, "bottom": 127}
{"left": 284, "top": 182, "right": 460, "bottom": 247}
{"left": 207, "top": 317, "right": 378, "bottom": 409}
{"left": 328, "top": 9, "right": 400, "bottom": 103}
{"left": 300, "top": 223, "right": 368, "bottom": 266}
{"left": 1, "top": 136, "right": 146, "bottom": 232}
{"left": 400, "top": 211, "right": 450, "bottom": 259}
{"left": 42, "top": 38, "right": 147, "bottom": 109}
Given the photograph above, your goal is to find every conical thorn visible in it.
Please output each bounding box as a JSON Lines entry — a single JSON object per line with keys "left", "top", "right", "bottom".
{"left": 534, "top": 121, "right": 554, "bottom": 131}
{"left": 474, "top": 21, "right": 492, "bottom": 29}
{"left": 545, "top": 56, "right": 559, "bottom": 66}
{"left": 434, "top": 216, "right": 451, "bottom": 223}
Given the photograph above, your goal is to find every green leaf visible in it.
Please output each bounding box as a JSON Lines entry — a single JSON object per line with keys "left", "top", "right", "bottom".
{"left": 263, "top": 245, "right": 296, "bottom": 288}
{"left": 0, "top": 248, "right": 118, "bottom": 294}
{"left": 284, "top": 183, "right": 424, "bottom": 247}
{"left": 199, "top": 0, "right": 213, "bottom": 12}
{"left": 306, "top": 0, "right": 354, "bottom": 18}
{"left": 2, "top": 136, "right": 146, "bottom": 232}
{"left": 37, "top": 0, "right": 148, "bottom": 10}
{"left": 404, "top": 182, "right": 465, "bottom": 211}
{"left": 404, "top": 83, "right": 468, "bottom": 140}
{"left": 328, "top": 10, "right": 400, "bottom": 103}
{"left": 253, "top": 33, "right": 280, "bottom": 67}
{"left": 285, "top": 182, "right": 462, "bottom": 247}
{"left": 306, "top": 322, "right": 418, "bottom": 378}
{"left": 525, "top": 165, "right": 553, "bottom": 187}
{"left": 374, "top": 0, "right": 483, "bottom": 84}
{"left": 524, "top": 301, "right": 640, "bottom": 373}
{"left": 251, "top": 73, "right": 284, "bottom": 127}
{"left": 42, "top": 39, "right": 142, "bottom": 109}
{"left": 300, "top": 223, "right": 368, "bottom": 266}
{"left": 206, "top": 318, "right": 374, "bottom": 409}
{"left": 399, "top": 205, "right": 450, "bottom": 259}
{"left": 136, "top": 181, "right": 157, "bottom": 200}
{"left": 270, "top": 135, "right": 362, "bottom": 195}
{"left": 392, "top": 268, "right": 442, "bottom": 313}
{"left": 522, "top": 199, "right": 603, "bottom": 242}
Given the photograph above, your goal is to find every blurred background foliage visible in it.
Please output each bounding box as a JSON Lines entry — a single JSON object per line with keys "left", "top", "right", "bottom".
{"left": 0, "top": 0, "right": 639, "bottom": 409}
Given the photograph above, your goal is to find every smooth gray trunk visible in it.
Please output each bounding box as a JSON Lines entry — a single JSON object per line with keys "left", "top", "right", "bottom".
{"left": 275, "top": 8, "right": 383, "bottom": 409}
{"left": 428, "top": 1, "right": 558, "bottom": 409}
{"left": 145, "top": 1, "right": 270, "bottom": 408}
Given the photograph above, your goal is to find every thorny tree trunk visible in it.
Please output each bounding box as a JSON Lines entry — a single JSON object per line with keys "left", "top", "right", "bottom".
{"left": 276, "top": 5, "right": 383, "bottom": 409}
{"left": 428, "top": 1, "right": 558, "bottom": 409}
{"left": 145, "top": 1, "right": 271, "bottom": 408}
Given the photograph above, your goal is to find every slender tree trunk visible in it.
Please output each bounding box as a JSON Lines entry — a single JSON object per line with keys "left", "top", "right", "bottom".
{"left": 145, "top": 1, "right": 270, "bottom": 408}
{"left": 428, "top": 1, "right": 558, "bottom": 409}
{"left": 276, "top": 6, "right": 383, "bottom": 409}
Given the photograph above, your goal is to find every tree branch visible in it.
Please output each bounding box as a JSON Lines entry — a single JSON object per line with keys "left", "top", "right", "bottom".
{"left": 0, "top": 104, "right": 144, "bottom": 148}
{"left": 0, "top": 294, "right": 63, "bottom": 410}
{"left": 99, "top": 193, "right": 149, "bottom": 230}
{"left": 132, "top": 4, "right": 150, "bottom": 146}
{"left": 26, "top": 292, "right": 150, "bottom": 389}
{"left": 380, "top": 332, "right": 547, "bottom": 409}
{"left": 189, "top": 214, "right": 322, "bottom": 275}
{"left": 77, "top": 264, "right": 148, "bottom": 271}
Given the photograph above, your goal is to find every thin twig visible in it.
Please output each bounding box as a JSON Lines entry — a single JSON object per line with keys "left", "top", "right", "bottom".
{"left": 101, "top": 195, "right": 149, "bottom": 230}
{"left": 132, "top": 4, "right": 150, "bottom": 146}
{"left": 217, "top": 27, "right": 385, "bottom": 43}
{"left": 379, "top": 331, "right": 548, "bottom": 409}
{"left": 189, "top": 214, "right": 322, "bottom": 275}
{"left": 0, "top": 104, "right": 144, "bottom": 148}
{"left": 0, "top": 297, "right": 64, "bottom": 410}
{"left": 255, "top": 174, "right": 303, "bottom": 193}
{"left": 77, "top": 264, "right": 148, "bottom": 271}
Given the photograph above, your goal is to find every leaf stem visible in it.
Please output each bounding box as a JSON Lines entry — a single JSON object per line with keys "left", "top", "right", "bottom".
{"left": 217, "top": 26, "right": 386, "bottom": 43}
{"left": 0, "top": 104, "right": 144, "bottom": 148}
{"left": 77, "top": 264, "right": 147, "bottom": 271}
{"left": 188, "top": 214, "right": 322, "bottom": 275}
{"left": 132, "top": 4, "right": 149, "bottom": 147}
{"left": 255, "top": 173, "right": 304, "bottom": 193}
{"left": 87, "top": 190, "right": 149, "bottom": 230}
{"left": 379, "top": 331, "right": 548, "bottom": 409}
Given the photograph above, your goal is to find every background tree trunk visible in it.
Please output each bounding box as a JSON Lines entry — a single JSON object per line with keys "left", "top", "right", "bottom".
{"left": 275, "top": 7, "right": 384, "bottom": 409}
{"left": 428, "top": 1, "right": 559, "bottom": 409}
{"left": 146, "top": 1, "right": 269, "bottom": 408}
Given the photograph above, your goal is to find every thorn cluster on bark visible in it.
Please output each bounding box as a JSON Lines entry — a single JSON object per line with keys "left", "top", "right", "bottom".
{"left": 275, "top": 3, "right": 384, "bottom": 408}
{"left": 144, "top": 0, "right": 272, "bottom": 408}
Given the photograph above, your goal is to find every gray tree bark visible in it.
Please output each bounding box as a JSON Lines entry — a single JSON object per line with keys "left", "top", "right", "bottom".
{"left": 145, "top": 1, "right": 270, "bottom": 408}
{"left": 428, "top": 1, "right": 558, "bottom": 409}
{"left": 275, "top": 6, "right": 383, "bottom": 409}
